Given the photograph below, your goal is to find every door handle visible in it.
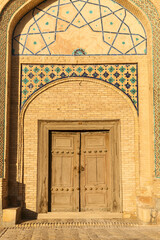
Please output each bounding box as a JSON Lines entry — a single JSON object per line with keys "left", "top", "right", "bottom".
{"left": 80, "top": 166, "right": 85, "bottom": 171}
{"left": 76, "top": 166, "right": 85, "bottom": 172}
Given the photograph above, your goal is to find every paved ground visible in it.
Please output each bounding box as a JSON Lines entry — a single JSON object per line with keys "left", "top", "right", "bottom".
{"left": 0, "top": 226, "right": 160, "bottom": 240}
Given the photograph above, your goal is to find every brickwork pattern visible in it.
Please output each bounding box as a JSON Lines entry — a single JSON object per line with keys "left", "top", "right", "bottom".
{"left": 21, "top": 64, "right": 138, "bottom": 109}
{"left": 132, "top": 0, "right": 160, "bottom": 179}
{"left": 23, "top": 80, "right": 136, "bottom": 213}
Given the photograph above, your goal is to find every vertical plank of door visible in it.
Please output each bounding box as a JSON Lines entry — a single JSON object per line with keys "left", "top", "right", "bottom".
{"left": 106, "top": 132, "right": 111, "bottom": 210}
{"left": 111, "top": 122, "right": 120, "bottom": 212}
{"left": 38, "top": 123, "right": 49, "bottom": 213}
{"left": 51, "top": 132, "right": 80, "bottom": 212}
{"left": 80, "top": 132, "right": 110, "bottom": 211}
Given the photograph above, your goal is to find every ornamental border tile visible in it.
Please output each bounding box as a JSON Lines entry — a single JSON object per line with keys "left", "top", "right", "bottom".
{"left": 21, "top": 63, "right": 138, "bottom": 110}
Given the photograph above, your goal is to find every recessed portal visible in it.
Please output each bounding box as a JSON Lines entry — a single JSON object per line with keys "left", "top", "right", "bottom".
{"left": 37, "top": 121, "right": 121, "bottom": 214}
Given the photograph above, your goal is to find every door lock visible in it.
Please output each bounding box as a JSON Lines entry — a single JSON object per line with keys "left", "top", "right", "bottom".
{"left": 80, "top": 166, "right": 85, "bottom": 171}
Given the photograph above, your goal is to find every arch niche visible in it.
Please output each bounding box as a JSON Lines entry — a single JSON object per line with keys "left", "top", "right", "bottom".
{"left": 0, "top": 0, "right": 156, "bottom": 221}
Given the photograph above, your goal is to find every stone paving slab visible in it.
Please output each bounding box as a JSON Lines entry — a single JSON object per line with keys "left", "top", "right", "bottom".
{"left": 0, "top": 226, "right": 160, "bottom": 240}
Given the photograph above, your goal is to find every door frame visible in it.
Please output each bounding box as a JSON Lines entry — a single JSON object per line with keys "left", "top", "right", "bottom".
{"left": 37, "top": 120, "right": 122, "bottom": 213}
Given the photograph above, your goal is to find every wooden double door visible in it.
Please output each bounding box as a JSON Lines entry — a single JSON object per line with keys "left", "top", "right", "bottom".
{"left": 50, "top": 131, "right": 111, "bottom": 212}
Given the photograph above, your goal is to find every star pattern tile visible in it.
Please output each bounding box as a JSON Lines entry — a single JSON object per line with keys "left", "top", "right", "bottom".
{"left": 12, "top": 0, "right": 147, "bottom": 55}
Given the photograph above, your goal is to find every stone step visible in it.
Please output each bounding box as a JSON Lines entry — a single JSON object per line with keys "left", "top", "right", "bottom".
{"left": 38, "top": 212, "right": 122, "bottom": 220}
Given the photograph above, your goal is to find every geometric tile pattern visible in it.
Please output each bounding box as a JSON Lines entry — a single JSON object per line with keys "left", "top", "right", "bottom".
{"left": 12, "top": 0, "right": 147, "bottom": 56}
{"left": 21, "top": 64, "right": 138, "bottom": 110}
{"left": 0, "top": 0, "right": 159, "bottom": 178}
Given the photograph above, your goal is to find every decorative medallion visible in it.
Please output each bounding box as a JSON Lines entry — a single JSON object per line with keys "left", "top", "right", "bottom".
{"left": 72, "top": 48, "right": 87, "bottom": 56}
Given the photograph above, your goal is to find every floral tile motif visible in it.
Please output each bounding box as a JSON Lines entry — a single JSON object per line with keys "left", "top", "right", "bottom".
{"left": 21, "top": 64, "right": 138, "bottom": 110}
{"left": 12, "top": 0, "right": 147, "bottom": 56}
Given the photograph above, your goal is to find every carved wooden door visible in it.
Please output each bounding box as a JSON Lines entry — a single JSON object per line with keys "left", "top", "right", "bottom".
{"left": 50, "top": 131, "right": 110, "bottom": 212}
{"left": 50, "top": 132, "right": 80, "bottom": 212}
{"left": 80, "top": 132, "right": 110, "bottom": 211}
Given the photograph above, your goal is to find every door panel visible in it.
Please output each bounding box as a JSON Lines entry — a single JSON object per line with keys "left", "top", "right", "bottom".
{"left": 51, "top": 132, "right": 80, "bottom": 212}
{"left": 86, "top": 193, "right": 106, "bottom": 204}
{"left": 81, "top": 132, "right": 110, "bottom": 211}
{"left": 53, "top": 156, "right": 72, "bottom": 185}
{"left": 86, "top": 156, "right": 105, "bottom": 184}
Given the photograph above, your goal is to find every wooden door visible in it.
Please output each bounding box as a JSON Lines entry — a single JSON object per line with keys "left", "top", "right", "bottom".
{"left": 50, "top": 132, "right": 80, "bottom": 212}
{"left": 80, "top": 132, "right": 110, "bottom": 211}
{"left": 50, "top": 131, "right": 110, "bottom": 212}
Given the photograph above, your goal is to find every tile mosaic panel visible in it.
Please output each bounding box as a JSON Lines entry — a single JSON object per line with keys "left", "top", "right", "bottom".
{"left": 21, "top": 64, "right": 138, "bottom": 110}
{"left": 12, "top": 0, "right": 147, "bottom": 56}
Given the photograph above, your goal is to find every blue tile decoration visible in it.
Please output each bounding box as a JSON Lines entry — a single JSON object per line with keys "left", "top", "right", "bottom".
{"left": 12, "top": 0, "right": 147, "bottom": 56}
{"left": 21, "top": 64, "right": 138, "bottom": 111}
{"left": 72, "top": 48, "right": 87, "bottom": 56}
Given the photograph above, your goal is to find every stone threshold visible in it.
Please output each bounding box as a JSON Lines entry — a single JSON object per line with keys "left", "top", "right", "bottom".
{"left": 38, "top": 212, "right": 123, "bottom": 219}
